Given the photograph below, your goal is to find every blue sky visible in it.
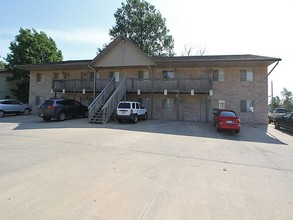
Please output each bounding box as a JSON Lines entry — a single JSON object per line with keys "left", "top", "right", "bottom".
{"left": 0, "top": 0, "right": 292, "bottom": 96}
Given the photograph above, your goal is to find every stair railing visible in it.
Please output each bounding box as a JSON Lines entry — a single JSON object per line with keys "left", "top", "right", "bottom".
{"left": 88, "top": 76, "right": 116, "bottom": 122}
{"left": 100, "top": 76, "right": 127, "bottom": 124}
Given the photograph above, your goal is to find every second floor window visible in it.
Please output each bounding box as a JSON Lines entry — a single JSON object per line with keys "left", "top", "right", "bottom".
{"left": 162, "top": 70, "right": 174, "bottom": 79}
{"left": 138, "top": 71, "right": 149, "bottom": 80}
{"left": 36, "top": 73, "right": 43, "bottom": 82}
{"left": 213, "top": 69, "right": 225, "bottom": 82}
{"left": 240, "top": 69, "right": 253, "bottom": 82}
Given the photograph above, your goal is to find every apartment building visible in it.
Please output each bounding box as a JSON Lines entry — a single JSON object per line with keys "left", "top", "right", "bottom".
{"left": 17, "top": 36, "right": 281, "bottom": 124}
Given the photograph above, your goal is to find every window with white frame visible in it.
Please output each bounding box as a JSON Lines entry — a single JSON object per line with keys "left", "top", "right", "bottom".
{"left": 213, "top": 69, "right": 225, "bottom": 82}
{"left": 219, "top": 100, "right": 226, "bottom": 109}
{"left": 240, "top": 100, "right": 254, "bottom": 113}
{"left": 138, "top": 71, "right": 149, "bottom": 80}
{"left": 162, "top": 70, "right": 174, "bottom": 79}
{"left": 162, "top": 98, "right": 174, "bottom": 111}
{"left": 240, "top": 69, "right": 253, "bottom": 82}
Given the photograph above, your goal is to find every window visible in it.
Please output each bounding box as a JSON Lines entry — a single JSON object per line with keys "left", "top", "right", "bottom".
{"left": 219, "top": 100, "right": 226, "bottom": 109}
{"left": 213, "top": 69, "right": 225, "bottom": 82}
{"left": 162, "top": 98, "right": 174, "bottom": 111}
{"left": 53, "top": 72, "right": 61, "bottom": 79}
{"left": 162, "top": 70, "right": 174, "bottom": 79}
{"left": 36, "top": 96, "right": 44, "bottom": 105}
{"left": 240, "top": 100, "right": 254, "bottom": 113}
{"left": 138, "top": 71, "right": 149, "bottom": 80}
{"left": 89, "top": 72, "right": 95, "bottom": 80}
{"left": 36, "top": 73, "right": 43, "bottom": 82}
{"left": 240, "top": 69, "right": 253, "bottom": 81}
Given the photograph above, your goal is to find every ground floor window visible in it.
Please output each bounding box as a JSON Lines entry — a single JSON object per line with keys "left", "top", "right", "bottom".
{"left": 162, "top": 98, "right": 175, "bottom": 111}
{"left": 240, "top": 100, "right": 254, "bottom": 113}
{"left": 219, "top": 100, "right": 226, "bottom": 109}
{"left": 35, "top": 96, "right": 44, "bottom": 106}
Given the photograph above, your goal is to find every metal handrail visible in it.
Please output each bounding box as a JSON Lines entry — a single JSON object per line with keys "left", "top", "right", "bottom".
{"left": 88, "top": 76, "right": 116, "bottom": 121}
{"left": 100, "top": 77, "right": 127, "bottom": 124}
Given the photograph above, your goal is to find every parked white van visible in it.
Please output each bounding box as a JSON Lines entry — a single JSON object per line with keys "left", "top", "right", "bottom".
{"left": 116, "top": 101, "right": 147, "bottom": 123}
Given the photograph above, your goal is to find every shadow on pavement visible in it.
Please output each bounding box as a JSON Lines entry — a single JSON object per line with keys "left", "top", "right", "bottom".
{"left": 0, "top": 114, "right": 289, "bottom": 145}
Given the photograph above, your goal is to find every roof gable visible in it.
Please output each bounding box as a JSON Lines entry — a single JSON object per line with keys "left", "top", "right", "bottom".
{"left": 89, "top": 36, "right": 155, "bottom": 68}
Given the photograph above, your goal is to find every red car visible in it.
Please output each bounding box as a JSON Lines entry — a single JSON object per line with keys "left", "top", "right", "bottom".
{"left": 213, "top": 109, "right": 241, "bottom": 133}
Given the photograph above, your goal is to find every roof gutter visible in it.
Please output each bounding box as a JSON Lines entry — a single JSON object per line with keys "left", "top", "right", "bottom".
{"left": 267, "top": 61, "right": 280, "bottom": 76}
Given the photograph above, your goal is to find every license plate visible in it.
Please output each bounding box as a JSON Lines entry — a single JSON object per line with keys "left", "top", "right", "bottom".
{"left": 226, "top": 120, "right": 233, "bottom": 124}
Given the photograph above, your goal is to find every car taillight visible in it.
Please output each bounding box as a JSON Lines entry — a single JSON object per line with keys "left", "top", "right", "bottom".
{"left": 48, "top": 105, "right": 55, "bottom": 109}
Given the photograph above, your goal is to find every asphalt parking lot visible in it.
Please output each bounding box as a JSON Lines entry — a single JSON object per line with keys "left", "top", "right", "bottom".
{"left": 0, "top": 114, "right": 293, "bottom": 220}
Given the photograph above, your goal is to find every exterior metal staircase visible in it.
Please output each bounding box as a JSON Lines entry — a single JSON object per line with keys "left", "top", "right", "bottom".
{"left": 88, "top": 76, "right": 127, "bottom": 124}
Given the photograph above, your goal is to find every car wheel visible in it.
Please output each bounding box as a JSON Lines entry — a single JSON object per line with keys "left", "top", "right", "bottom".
{"left": 235, "top": 129, "right": 240, "bottom": 134}
{"left": 133, "top": 115, "right": 138, "bottom": 124}
{"left": 144, "top": 113, "right": 148, "bottom": 120}
{"left": 0, "top": 110, "right": 4, "bottom": 118}
{"left": 23, "top": 108, "right": 31, "bottom": 115}
{"left": 57, "top": 112, "right": 66, "bottom": 121}
{"left": 274, "top": 122, "right": 280, "bottom": 129}
{"left": 43, "top": 116, "right": 51, "bottom": 121}
{"left": 118, "top": 119, "right": 122, "bottom": 123}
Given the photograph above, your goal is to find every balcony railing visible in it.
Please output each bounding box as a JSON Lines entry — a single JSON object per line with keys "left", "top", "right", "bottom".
{"left": 52, "top": 78, "right": 211, "bottom": 94}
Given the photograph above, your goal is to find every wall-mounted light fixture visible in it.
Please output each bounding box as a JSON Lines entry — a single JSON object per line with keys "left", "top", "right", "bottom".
{"left": 83, "top": 89, "right": 86, "bottom": 94}
{"left": 137, "top": 89, "right": 140, "bottom": 95}
{"left": 62, "top": 89, "right": 65, "bottom": 94}
{"left": 209, "top": 90, "right": 213, "bottom": 96}
{"left": 164, "top": 90, "right": 167, "bottom": 95}
{"left": 191, "top": 90, "right": 194, "bottom": 96}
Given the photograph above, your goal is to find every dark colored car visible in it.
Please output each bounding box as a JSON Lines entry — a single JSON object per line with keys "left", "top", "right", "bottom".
{"left": 274, "top": 112, "right": 293, "bottom": 132}
{"left": 0, "top": 99, "right": 32, "bottom": 118}
{"left": 38, "top": 98, "right": 88, "bottom": 121}
{"left": 213, "top": 109, "right": 241, "bottom": 133}
{"left": 268, "top": 108, "right": 290, "bottom": 123}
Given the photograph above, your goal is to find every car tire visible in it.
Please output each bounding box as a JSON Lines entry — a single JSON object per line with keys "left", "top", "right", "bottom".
{"left": 274, "top": 122, "right": 280, "bottom": 129}
{"left": 23, "top": 108, "right": 31, "bottom": 115}
{"left": 133, "top": 115, "right": 138, "bottom": 124}
{"left": 57, "top": 112, "right": 66, "bottom": 121}
{"left": 118, "top": 119, "right": 122, "bottom": 123}
{"left": 144, "top": 113, "right": 148, "bottom": 120}
{"left": 43, "top": 116, "right": 51, "bottom": 121}
{"left": 235, "top": 130, "right": 240, "bottom": 134}
{"left": 0, "top": 110, "right": 4, "bottom": 118}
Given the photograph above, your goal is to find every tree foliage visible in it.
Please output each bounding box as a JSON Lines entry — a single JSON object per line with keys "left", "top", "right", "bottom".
{"left": 0, "top": 59, "right": 5, "bottom": 69}
{"left": 5, "top": 28, "right": 63, "bottom": 102}
{"left": 280, "top": 88, "right": 293, "bottom": 110}
{"left": 270, "top": 88, "right": 293, "bottom": 111}
{"left": 108, "top": 0, "right": 175, "bottom": 57}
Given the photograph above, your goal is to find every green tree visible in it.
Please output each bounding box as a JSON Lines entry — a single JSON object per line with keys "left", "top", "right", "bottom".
{"left": 5, "top": 28, "right": 63, "bottom": 103}
{"left": 108, "top": 0, "right": 175, "bottom": 56}
{"left": 0, "top": 59, "right": 5, "bottom": 69}
{"left": 280, "top": 88, "right": 293, "bottom": 110}
{"left": 270, "top": 96, "right": 281, "bottom": 110}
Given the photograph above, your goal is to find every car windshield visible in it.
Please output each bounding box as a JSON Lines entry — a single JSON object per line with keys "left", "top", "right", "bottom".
{"left": 41, "top": 100, "right": 54, "bottom": 106}
{"left": 220, "top": 111, "right": 236, "bottom": 117}
{"left": 118, "top": 103, "right": 130, "bottom": 108}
